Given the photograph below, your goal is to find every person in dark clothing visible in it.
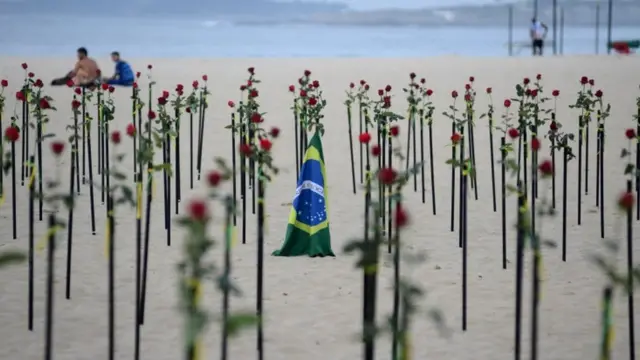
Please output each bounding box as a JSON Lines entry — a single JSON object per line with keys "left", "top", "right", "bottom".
{"left": 105, "top": 51, "right": 135, "bottom": 86}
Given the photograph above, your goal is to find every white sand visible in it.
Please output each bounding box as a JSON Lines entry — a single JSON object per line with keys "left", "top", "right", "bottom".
{"left": 0, "top": 56, "right": 639, "bottom": 360}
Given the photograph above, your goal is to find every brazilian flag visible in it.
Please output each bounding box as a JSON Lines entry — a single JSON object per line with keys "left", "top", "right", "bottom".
{"left": 272, "top": 132, "right": 335, "bottom": 257}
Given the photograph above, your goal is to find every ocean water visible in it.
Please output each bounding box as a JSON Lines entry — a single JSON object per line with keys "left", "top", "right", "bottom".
{"left": 0, "top": 15, "right": 638, "bottom": 57}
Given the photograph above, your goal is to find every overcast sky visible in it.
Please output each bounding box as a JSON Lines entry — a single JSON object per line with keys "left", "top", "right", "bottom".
{"left": 307, "top": 0, "right": 512, "bottom": 10}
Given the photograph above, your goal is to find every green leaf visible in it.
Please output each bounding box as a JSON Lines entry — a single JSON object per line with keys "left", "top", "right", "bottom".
{"left": 225, "top": 312, "right": 260, "bottom": 337}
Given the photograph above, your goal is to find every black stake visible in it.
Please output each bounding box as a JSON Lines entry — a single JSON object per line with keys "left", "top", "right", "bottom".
{"left": 134, "top": 173, "right": 143, "bottom": 360}
{"left": 599, "top": 115, "right": 605, "bottom": 239}
{"left": 256, "top": 170, "right": 265, "bottom": 360}
{"left": 231, "top": 113, "right": 237, "bottom": 226}
{"left": 625, "top": 180, "right": 636, "bottom": 360}
{"left": 461, "top": 161, "right": 468, "bottom": 331}
{"left": 489, "top": 111, "right": 497, "bottom": 212}
{"left": 551, "top": 113, "right": 557, "bottom": 209}
{"left": 347, "top": 104, "right": 357, "bottom": 194}
{"left": 44, "top": 214, "right": 56, "bottom": 360}
{"left": 21, "top": 93, "right": 27, "bottom": 186}
{"left": 428, "top": 116, "right": 436, "bottom": 215}
{"left": 501, "top": 137, "right": 507, "bottom": 269}
{"left": 65, "top": 113, "right": 76, "bottom": 299}
{"left": 450, "top": 122, "right": 456, "bottom": 232}
{"left": 12, "top": 135, "right": 17, "bottom": 239}
{"left": 241, "top": 124, "right": 247, "bottom": 245}
{"left": 585, "top": 114, "right": 590, "bottom": 195}
{"left": 189, "top": 110, "right": 194, "bottom": 189}
{"left": 37, "top": 118, "right": 43, "bottom": 221}
{"left": 107, "top": 195, "right": 115, "bottom": 360}
{"left": 562, "top": 144, "right": 568, "bottom": 261}
{"left": 294, "top": 101, "right": 300, "bottom": 182}
{"left": 419, "top": 110, "right": 426, "bottom": 204}
{"left": 387, "top": 132, "right": 393, "bottom": 253}
{"left": 359, "top": 102, "right": 364, "bottom": 184}
{"left": 362, "top": 162, "right": 376, "bottom": 360}
{"left": 391, "top": 199, "right": 401, "bottom": 358}
{"left": 221, "top": 196, "right": 233, "bottom": 360}
{"left": 459, "top": 125, "right": 465, "bottom": 250}
{"left": 139, "top": 162, "right": 154, "bottom": 325}
{"left": 196, "top": 91, "right": 206, "bottom": 182}
{"left": 175, "top": 110, "right": 181, "bottom": 214}
{"left": 86, "top": 118, "right": 97, "bottom": 235}
{"left": 28, "top": 156, "right": 35, "bottom": 330}
{"left": 514, "top": 180, "right": 525, "bottom": 360}
{"left": 577, "top": 116, "right": 583, "bottom": 225}
{"left": 468, "top": 114, "right": 479, "bottom": 200}
{"left": 412, "top": 111, "right": 418, "bottom": 192}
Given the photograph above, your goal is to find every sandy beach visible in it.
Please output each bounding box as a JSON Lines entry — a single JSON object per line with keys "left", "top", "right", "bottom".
{"left": 0, "top": 55, "right": 639, "bottom": 360}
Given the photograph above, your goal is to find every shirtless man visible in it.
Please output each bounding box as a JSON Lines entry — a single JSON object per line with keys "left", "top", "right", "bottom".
{"left": 69, "top": 47, "right": 100, "bottom": 85}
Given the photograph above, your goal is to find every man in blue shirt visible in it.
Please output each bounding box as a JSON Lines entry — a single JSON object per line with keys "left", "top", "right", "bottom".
{"left": 106, "top": 51, "right": 135, "bottom": 86}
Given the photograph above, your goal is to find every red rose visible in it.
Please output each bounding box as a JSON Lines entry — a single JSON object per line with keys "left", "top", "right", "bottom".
{"left": 504, "top": 99, "right": 511, "bottom": 108}
{"left": 523, "top": 77, "right": 530, "bottom": 85}
{"left": 148, "top": 110, "right": 156, "bottom": 120}
{"left": 176, "top": 84, "right": 184, "bottom": 91}
{"left": 625, "top": 128, "right": 636, "bottom": 139}
{"left": 451, "top": 132, "right": 461, "bottom": 144}
{"left": 580, "top": 76, "right": 588, "bottom": 85}
{"left": 74, "top": 87, "right": 82, "bottom": 95}
{"left": 465, "top": 84, "right": 471, "bottom": 90}
{"left": 108, "top": 86, "right": 115, "bottom": 93}
{"left": 136, "top": 72, "right": 141, "bottom": 78}
{"left": 308, "top": 97, "right": 318, "bottom": 106}
{"left": 247, "top": 80, "right": 252, "bottom": 87}
{"left": 371, "top": 144, "right": 380, "bottom": 157}
{"left": 394, "top": 204, "right": 410, "bottom": 228}
{"left": 289, "top": 85, "right": 295, "bottom": 92}
{"left": 588, "top": 79, "right": 594, "bottom": 86}
{"left": 0, "top": 79, "right": 7, "bottom": 88}
{"left": 469, "top": 76, "right": 475, "bottom": 82}
{"left": 360, "top": 80, "right": 366, "bottom": 86}
{"left": 550, "top": 121, "right": 558, "bottom": 131}
{"left": 158, "top": 96, "right": 167, "bottom": 105}
{"left": 186, "top": 107, "right": 191, "bottom": 113}
{"left": 595, "top": 90, "right": 603, "bottom": 98}
{"left": 536, "top": 74, "right": 542, "bottom": 80}
{"left": 426, "top": 89, "right": 433, "bottom": 96}
{"left": 192, "top": 80, "right": 199, "bottom": 89}
{"left": 71, "top": 100, "right": 81, "bottom": 109}
{"left": 552, "top": 89, "right": 560, "bottom": 97}
{"left": 420, "top": 78, "right": 426, "bottom": 84}
{"left": 464, "top": 93, "right": 471, "bottom": 102}
{"left": 299, "top": 90, "right": 307, "bottom": 98}
{"left": 312, "top": 80, "right": 320, "bottom": 88}
{"left": 269, "top": 127, "right": 280, "bottom": 138}
{"left": 525, "top": 89, "right": 532, "bottom": 96}
{"left": 259, "top": 138, "right": 272, "bottom": 151}
{"left": 101, "top": 83, "right": 109, "bottom": 91}
{"left": 538, "top": 159, "right": 553, "bottom": 177}
{"left": 21, "top": 63, "right": 28, "bottom": 70}
{"left": 364, "top": 84, "right": 370, "bottom": 91}
{"left": 126, "top": 123, "right": 136, "bottom": 137}
{"left": 531, "top": 137, "right": 541, "bottom": 151}
{"left": 530, "top": 89, "right": 538, "bottom": 98}
{"left": 202, "top": 74, "right": 208, "bottom": 81}
{"left": 486, "top": 87, "right": 492, "bottom": 94}
{"left": 378, "top": 167, "right": 397, "bottom": 185}
{"left": 304, "top": 69, "right": 311, "bottom": 76}
{"left": 298, "top": 77, "right": 304, "bottom": 85}
{"left": 51, "top": 141, "right": 65, "bottom": 155}
{"left": 240, "top": 85, "right": 247, "bottom": 91}
{"left": 618, "top": 191, "right": 635, "bottom": 211}
{"left": 508, "top": 128, "right": 519, "bottom": 139}
{"left": 28, "top": 72, "right": 34, "bottom": 78}
{"left": 4, "top": 126, "right": 19, "bottom": 142}
{"left": 249, "top": 90, "right": 258, "bottom": 98}
{"left": 111, "top": 131, "right": 121, "bottom": 144}
{"left": 34, "top": 79, "right": 43, "bottom": 87}
{"left": 39, "top": 98, "right": 50, "bottom": 109}
{"left": 383, "top": 96, "right": 391, "bottom": 108}
{"left": 188, "top": 199, "right": 207, "bottom": 221}
{"left": 378, "top": 89, "right": 384, "bottom": 96}
{"left": 239, "top": 143, "right": 252, "bottom": 156}
{"left": 228, "top": 100, "right": 235, "bottom": 108}
{"left": 248, "top": 67, "right": 255, "bottom": 74}
{"left": 389, "top": 125, "right": 399, "bottom": 137}
{"left": 16, "top": 91, "right": 25, "bottom": 101}
{"left": 65, "top": 79, "right": 74, "bottom": 87}
{"left": 147, "top": 64, "right": 153, "bottom": 70}
{"left": 349, "top": 82, "right": 355, "bottom": 88}
{"left": 207, "top": 171, "right": 222, "bottom": 187}
{"left": 162, "top": 90, "right": 169, "bottom": 99}
{"left": 451, "top": 90, "right": 458, "bottom": 98}
{"left": 359, "top": 132, "right": 371, "bottom": 144}
{"left": 385, "top": 85, "right": 392, "bottom": 92}
{"left": 409, "top": 72, "right": 416, "bottom": 79}
{"left": 250, "top": 113, "right": 263, "bottom": 123}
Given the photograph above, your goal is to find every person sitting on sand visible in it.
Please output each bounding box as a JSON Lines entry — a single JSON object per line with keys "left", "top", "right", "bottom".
{"left": 69, "top": 47, "right": 101, "bottom": 86}
{"left": 104, "top": 51, "right": 135, "bottom": 86}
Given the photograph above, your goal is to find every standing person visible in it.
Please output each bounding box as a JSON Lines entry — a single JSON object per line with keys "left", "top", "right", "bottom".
{"left": 105, "top": 51, "right": 135, "bottom": 86}
{"left": 530, "top": 17, "right": 549, "bottom": 56}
